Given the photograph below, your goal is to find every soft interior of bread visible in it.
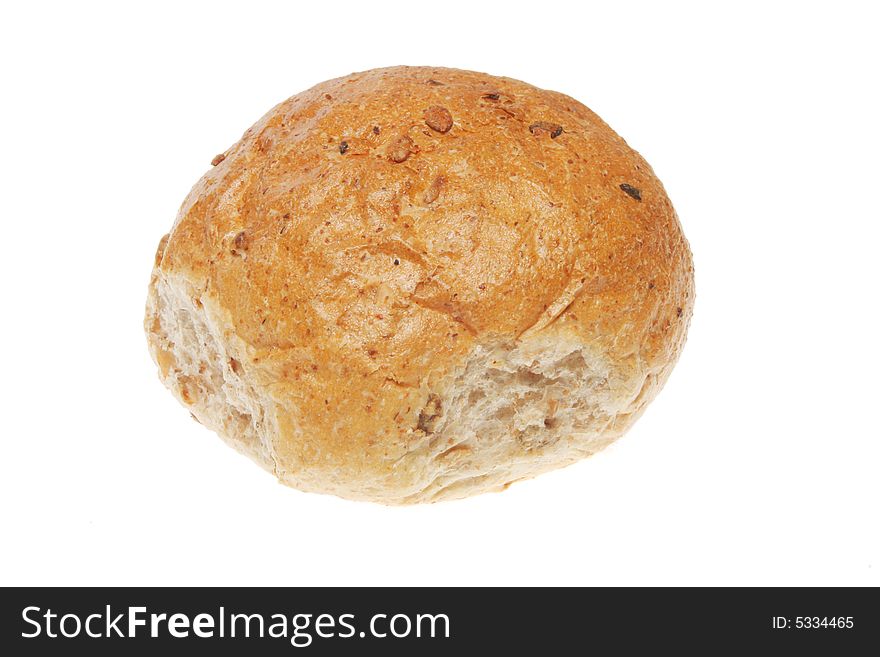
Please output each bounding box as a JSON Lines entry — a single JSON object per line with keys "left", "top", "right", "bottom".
{"left": 398, "top": 338, "right": 633, "bottom": 503}
{"left": 146, "top": 274, "right": 277, "bottom": 473}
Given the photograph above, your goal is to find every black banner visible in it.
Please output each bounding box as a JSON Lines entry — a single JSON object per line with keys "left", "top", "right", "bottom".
{"left": 1, "top": 587, "right": 876, "bottom": 654}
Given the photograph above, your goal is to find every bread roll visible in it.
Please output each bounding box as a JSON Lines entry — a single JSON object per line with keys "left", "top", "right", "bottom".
{"left": 145, "top": 66, "right": 694, "bottom": 504}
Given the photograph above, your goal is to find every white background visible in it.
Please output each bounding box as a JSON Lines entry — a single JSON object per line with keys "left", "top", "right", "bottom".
{"left": 1, "top": 1, "right": 877, "bottom": 586}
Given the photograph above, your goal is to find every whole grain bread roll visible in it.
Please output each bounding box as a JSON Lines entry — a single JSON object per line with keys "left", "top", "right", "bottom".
{"left": 145, "top": 66, "right": 694, "bottom": 504}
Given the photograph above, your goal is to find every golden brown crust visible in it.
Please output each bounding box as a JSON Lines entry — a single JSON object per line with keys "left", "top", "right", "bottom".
{"left": 148, "top": 66, "right": 694, "bottom": 503}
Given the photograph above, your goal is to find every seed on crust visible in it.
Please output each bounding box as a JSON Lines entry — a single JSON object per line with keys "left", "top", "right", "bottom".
{"left": 231, "top": 230, "right": 249, "bottom": 255}
{"left": 387, "top": 135, "right": 415, "bottom": 163}
{"left": 423, "top": 175, "right": 446, "bottom": 204}
{"left": 619, "top": 183, "right": 642, "bottom": 201}
{"left": 529, "top": 122, "right": 564, "bottom": 138}
{"left": 424, "top": 106, "right": 453, "bottom": 133}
